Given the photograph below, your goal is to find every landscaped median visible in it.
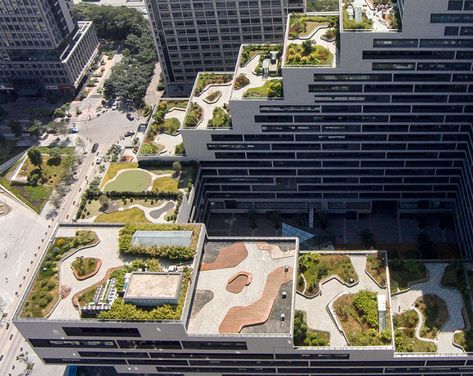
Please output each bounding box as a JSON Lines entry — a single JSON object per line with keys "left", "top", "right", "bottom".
{"left": 20, "top": 230, "right": 98, "bottom": 318}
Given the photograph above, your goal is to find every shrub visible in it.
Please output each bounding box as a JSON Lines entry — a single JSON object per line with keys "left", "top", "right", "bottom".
{"left": 234, "top": 74, "right": 250, "bottom": 90}
{"left": 353, "top": 290, "right": 378, "bottom": 327}
{"left": 194, "top": 73, "right": 233, "bottom": 96}
{"left": 183, "top": 103, "right": 202, "bottom": 128}
{"left": 204, "top": 90, "right": 221, "bottom": 102}
{"left": 208, "top": 107, "right": 232, "bottom": 128}
{"left": 174, "top": 142, "right": 185, "bottom": 155}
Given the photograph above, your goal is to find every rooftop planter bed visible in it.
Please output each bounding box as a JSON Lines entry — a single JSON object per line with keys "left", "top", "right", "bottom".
{"left": 118, "top": 223, "right": 201, "bottom": 261}
{"left": 389, "top": 259, "right": 427, "bottom": 294}
{"left": 204, "top": 90, "right": 222, "bottom": 104}
{"left": 366, "top": 253, "right": 387, "bottom": 287}
{"left": 285, "top": 42, "right": 333, "bottom": 66}
{"left": 174, "top": 142, "right": 186, "bottom": 155}
{"left": 20, "top": 230, "right": 98, "bottom": 318}
{"left": 183, "top": 103, "right": 203, "bottom": 128}
{"left": 294, "top": 310, "right": 330, "bottom": 346}
{"left": 194, "top": 73, "right": 233, "bottom": 96}
{"left": 243, "top": 79, "right": 283, "bottom": 98}
{"left": 234, "top": 74, "right": 250, "bottom": 90}
{"left": 159, "top": 99, "right": 188, "bottom": 110}
{"left": 334, "top": 290, "right": 392, "bottom": 346}
{"left": 71, "top": 257, "right": 101, "bottom": 280}
{"left": 415, "top": 294, "right": 448, "bottom": 340}
{"left": 240, "top": 44, "right": 282, "bottom": 67}
{"left": 393, "top": 310, "right": 437, "bottom": 352}
{"left": 298, "top": 253, "right": 358, "bottom": 297}
{"left": 289, "top": 15, "right": 338, "bottom": 39}
{"left": 139, "top": 142, "right": 165, "bottom": 156}
{"left": 208, "top": 107, "right": 232, "bottom": 128}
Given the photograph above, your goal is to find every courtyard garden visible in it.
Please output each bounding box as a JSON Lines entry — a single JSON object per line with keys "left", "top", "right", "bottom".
{"left": 297, "top": 253, "right": 358, "bottom": 297}
{"left": 288, "top": 15, "right": 338, "bottom": 39}
{"left": 194, "top": 73, "right": 233, "bottom": 96}
{"left": 389, "top": 259, "right": 427, "bottom": 294}
{"left": 333, "top": 290, "right": 392, "bottom": 346}
{"left": 20, "top": 230, "right": 98, "bottom": 318}
{"left": 0, "top": 146, "right": 76, "bottom": 212}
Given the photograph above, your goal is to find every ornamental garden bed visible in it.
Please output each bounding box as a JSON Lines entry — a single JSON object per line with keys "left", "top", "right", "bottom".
{"left": 293, "top": 310, "right": 330, "bottom": 346}
{"left": 194, "top": 73, "right": 233, "bottom": 96}
{"left": 393, "top": 309, "right": 437, "bottom": 352}
{"left": 297, "top": 253, "right": 358, "bottom": 297}
{"left": 71, "top": 257, "right": 102, "bottom": 280}
{"left": 414, "top": 294, "right": 449, "bottom": 339}
{"left": 365, "top": 253, "right": 387, "bottom": 288}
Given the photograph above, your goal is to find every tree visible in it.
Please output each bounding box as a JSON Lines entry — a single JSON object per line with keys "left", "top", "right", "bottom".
{"left": 8, "top": 120, "right": 22, "bottom": 137}
{"left": 27, "top": 170, "right": 41, "bottom": 186}
{"left": 28, "top": 119, "right": 44, "bottom": 137}
{"left": 302, "top": 39, "right": 313, "bottom": 54}
{"left": 99, "top": 195, "right": 110, "bottom": 212}
{"left": 47, "top": 149, "right": 62, "bottom": 166}
{"left": 172, "top": 161, "right": 182, "bottom": 176}
{"left": 28, "top": 148, "right": 43, "bottom": 169}
{"left": 268, "top": 80, "right": 283, "bottom": 98}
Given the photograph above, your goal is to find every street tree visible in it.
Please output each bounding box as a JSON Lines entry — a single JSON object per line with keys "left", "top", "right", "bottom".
{"left": 27, "top": 147, "right": 43, "bottom": 169}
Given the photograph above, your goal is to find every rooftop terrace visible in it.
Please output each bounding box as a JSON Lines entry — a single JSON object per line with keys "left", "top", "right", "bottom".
{"left": 283, "top": 14, "right": 338, "bottom": 67}
{"left": 184, "top": 73, "right": 233, "bottom": 129}
{"left": 187, "top": 239, "right": 298, "bottom": 335}
{"left": 342, "top": 0, "right": 401, "bottom": 32}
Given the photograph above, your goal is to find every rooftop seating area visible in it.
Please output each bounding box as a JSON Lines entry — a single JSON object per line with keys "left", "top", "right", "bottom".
{"left": 342, "top": 0, "right": 401, "bottom": 32}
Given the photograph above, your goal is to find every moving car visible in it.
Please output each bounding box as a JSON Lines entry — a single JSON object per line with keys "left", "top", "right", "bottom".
{"left": 91, "top": 143, "right": 99, "bottom": 153}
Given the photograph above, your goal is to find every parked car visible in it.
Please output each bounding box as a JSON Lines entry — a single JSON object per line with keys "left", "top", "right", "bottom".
{"left": 125, "top": 130, "right": 135, "bottom": 137}
{"left": 111, "top": 103, "right": 118, "bottom": 110}
{"left": 126, "top": 113, "right": 134, "bottom": 121}
{"left": 96, "top": 155, "right": 103, "bottom": 164}
{"left": 91, "top": 143, "right": 99, "bottom": 153}
{"left": 69, "top": 127, "right": 79, "bottom": 134}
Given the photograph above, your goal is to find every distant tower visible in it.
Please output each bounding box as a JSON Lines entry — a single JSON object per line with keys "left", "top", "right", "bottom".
{"left": 354, "top": 0, "right": 363, "bottom": 23}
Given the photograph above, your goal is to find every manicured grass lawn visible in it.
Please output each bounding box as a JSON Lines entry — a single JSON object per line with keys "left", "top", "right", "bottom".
{"left": 0, "top": 146, "right": 75, "bottom": 213}
{"left": 415, "top": 294, "right": 448, "bottom": 339}
{"left": 298, "top": 253, "right": 357, "bottom": 297}
{"left": 20, "top": 231, "right": 97, "bottom": 318}
{"left": 389, "top": 259, "right": 427, "bottom": 294}
{"left": 366, "top": 253, "right": 387, "bottom": 287}
{"left": 152, "top": 176, "right": 179, "bottom": 192}
{"left": 244, "top": 80, "right": 273, "bottom": 97}
{"left": 393, "top": 310, "right": 437, "bottom": 352}
{"left": 334, "top": 290, "right": 392, "bottom": 346}
{"left": 95, "top": 207, "right": 150, "bottom": 223}
{"left": 71, "top": 257, "right": 98, "bottom": 277}
{"left": 103, "top": 169, "right": 152, "bottom": 192}
{"left": 100, "top": 162, "right": 138, "bottom": 189}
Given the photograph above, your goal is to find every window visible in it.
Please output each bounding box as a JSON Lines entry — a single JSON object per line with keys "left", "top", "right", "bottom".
{"left": 63, "top": 327, "right": 140, "bottom": 337}
{"left": 117, "top": 340, "right": 182, "bottom": 349}
{"left": 30, "top": 339, "right": 117, "bottom": 348}
{"left": 444, "top": 26, "right": 459, "bottom": 35}
{"left": 363, "top": 50, "right": 455, "bottom": 59}
{"left": 448, "top": 0, "right": 463, "bottom": 10}
{"left": 431, "top": 13, "right": 473, "bottom": 23}
{"left": 373, "top": 39, "right": 418, "bottom": 47}
{"left": 182, "top": 341, "right": 247, "bottom": 350}
{"left": 372, "top": 63, "right": 415, "bottom": 71}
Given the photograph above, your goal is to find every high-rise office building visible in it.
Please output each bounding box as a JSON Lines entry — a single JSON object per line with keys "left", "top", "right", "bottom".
{"left": 145, "top": 0, "right": 304, "bottom": 95}
{"left": 0, "top": 0, "right": 99, "bottom": 95}
{"left": 180, "top": 0, "right": 473, "bottom": 257}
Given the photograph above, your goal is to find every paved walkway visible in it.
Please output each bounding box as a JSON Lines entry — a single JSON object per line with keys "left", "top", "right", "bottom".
{"left": 232, "top": 54, "right": 267, "bottom": 100}
{"left": 391, "top": 262, "right": 465, "bottom": 353}
{"left": 296, "top": 254, "right": 387, "bottom": 346}
{"left": 192, "top": 82, "right": 232, "bottom": 129}
{"left": 49, "top": 226, "right": 131, "bottom": 320}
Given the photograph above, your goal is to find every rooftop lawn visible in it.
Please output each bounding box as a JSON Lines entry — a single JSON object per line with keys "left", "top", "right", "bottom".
{"left": 103, "top": 169, "right": 152, "bottom": 193}
{"left": 95, "top": 207, "right": 151, "bottom": 223}
{"left": 243, "top": 80, "right": 283, "bottom": 98}
{"left": 100, "top": 162, "right": 138, "bottom": 189}
{"left": 152, "top": 176, "right": 179, "bottom": 192}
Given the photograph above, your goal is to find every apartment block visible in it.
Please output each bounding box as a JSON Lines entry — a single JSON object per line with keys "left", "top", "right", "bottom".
{"left": 0, "top": 0, "right": 99, "bottom": 95}
{"left": 178, "top": 0, "right": 473, "bottom": 257}
{"left": 145, "top": 0, "right": 304, "bottom": 95}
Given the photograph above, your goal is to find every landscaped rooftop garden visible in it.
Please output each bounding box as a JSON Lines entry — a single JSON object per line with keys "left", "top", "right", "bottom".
{"left": 307, "top": 0, "right": 339, "bottom": 11}
{"left": 140, "top": 100, "right": 188, "bottom": 156}
{"left": 239, "top": 44, "right": 283, "bottom": 77}
{"left": 334, "top": 290, "right": 392, "bottom": 346}
{"left": 288, "top": 15, "right": 338, "bottom": 40}
{"left": 389, "top": 259, "right": 427, "bottom": 294}
{"left": 208, "top": 107, "right": 232, "bottom": 128}
{"left": 393, "top": 309, "right": 437, "bottom": 352}
{"left": 0, "top": 146, "right": 77, "bottom": 212}
{"left": 297, "top": 253, "right": 358, "bottom": 297}
{"left": 194, "top": 73, "right": 233, "bottom": 96}
{"left": 366, "top": 252, "right": 387, "bottom": 287}
{"left": 183, "top": 102, "right": 203, "bottom": 128}
{"left": 285, "top": 42, "right": 333, "bottom": 66}
{"left": 293, "top": 310, "right": 330, "bottom": 346}
{"left": 20, "top": 230, "right": 98, "bottom": 318}
{"left": 243, "top": 79, "right": 283, "bottom": 98}
{"left": 342, "top": 0, "right": 401, "bottom": 31}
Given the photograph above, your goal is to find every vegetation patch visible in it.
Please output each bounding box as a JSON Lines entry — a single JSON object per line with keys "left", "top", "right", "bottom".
{"left": 298, "top": 253, "right": 357, "bottom": 297}
{"left": 95, "top": 207, "right": 150, "bottom": 223}
{"left": 240, "top": 44, "right": 282, "bottom": 71}
{"left": 343, "top": 0, "right": 373, "bottom": 30}
{"left": 234, "top": 74, "right": 250, "bottom": 90}
{"left": 415, "top": 294, "right": 449, "bottom": 339}
{"left": 289, "top": 15, "right": 337, "bottom": 39}
{"left": 366, "top": 253, "right": 387, "bottom": 287}
{"left": 286, "top": 43, "right": 333, "bottom": 66}
{"left": 194, "top": 73, "right": 233, "bottom": 96}
{"left": 152, "top": 176, "right": 179, "bottom": 192}
{"left": 293, "top": 310, "right": 330, "bottom": 346}
{"left": 20, "top": 231, "right": 97, "bottom": 318}
{"left": 103, "top": 169, "right": 152, "bottom": 193}
{"left": 334, "top": 290, "right": 392, "bottom": 346}
{"left": 204, "top": 90, "right": 222, "bottom": 103}
{"left": 100, "top": 162, "right": 138, "bottom": 189}
{"left": 174, "top": 142, "right": 186, "bottom": 155}
{"left": 71, "top": 257, "right": 100, "bottom": 280}
{"left": 307, "top": 0, "right": 339, "bottom": 12}
{"left": 139, "top": 142, "right": 165, "bottom": 156}
{"left": 183, "top": 103, "right": 203, "bottom": 128}
{"left": 389, "top": 259, "right": 427, "bottom": 294}
{"left": 393, "top": 310, "right": 437, "bottom": 352}
{"left": 98, "top": 268, "right": 191, "bottom": 320}
{"left": 244, "top": 80, "right": 283, "bottom": 98}
{"left": 118, "top": 223, "right": 201, "bottom": 261}
{"left": 208, "top": 107, "right": 232, "bottom": 128}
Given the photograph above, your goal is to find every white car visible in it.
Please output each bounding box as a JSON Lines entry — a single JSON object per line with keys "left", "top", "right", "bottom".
{"left": 96, "top": 155, "right": 103, "bottom": 164}
{"left": 111, "top": 102, "right": 118, "bottom": 110}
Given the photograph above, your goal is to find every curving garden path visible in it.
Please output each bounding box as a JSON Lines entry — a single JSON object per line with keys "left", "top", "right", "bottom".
{"left": 295, "top": 254, "right": 387, "bottom": 347}
{"left": 391, "top": 263, "right": 465, "bottom": 353}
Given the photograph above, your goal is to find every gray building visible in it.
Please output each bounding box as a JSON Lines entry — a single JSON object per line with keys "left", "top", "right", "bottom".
{"left": 179, "top": 0, "right": 473, "bottom": 258}
{"left": 145, "top": 0, "right": 304, "bottom": 95}
{"left": 0, "top": 0, "right": 99, "bottom": 95}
